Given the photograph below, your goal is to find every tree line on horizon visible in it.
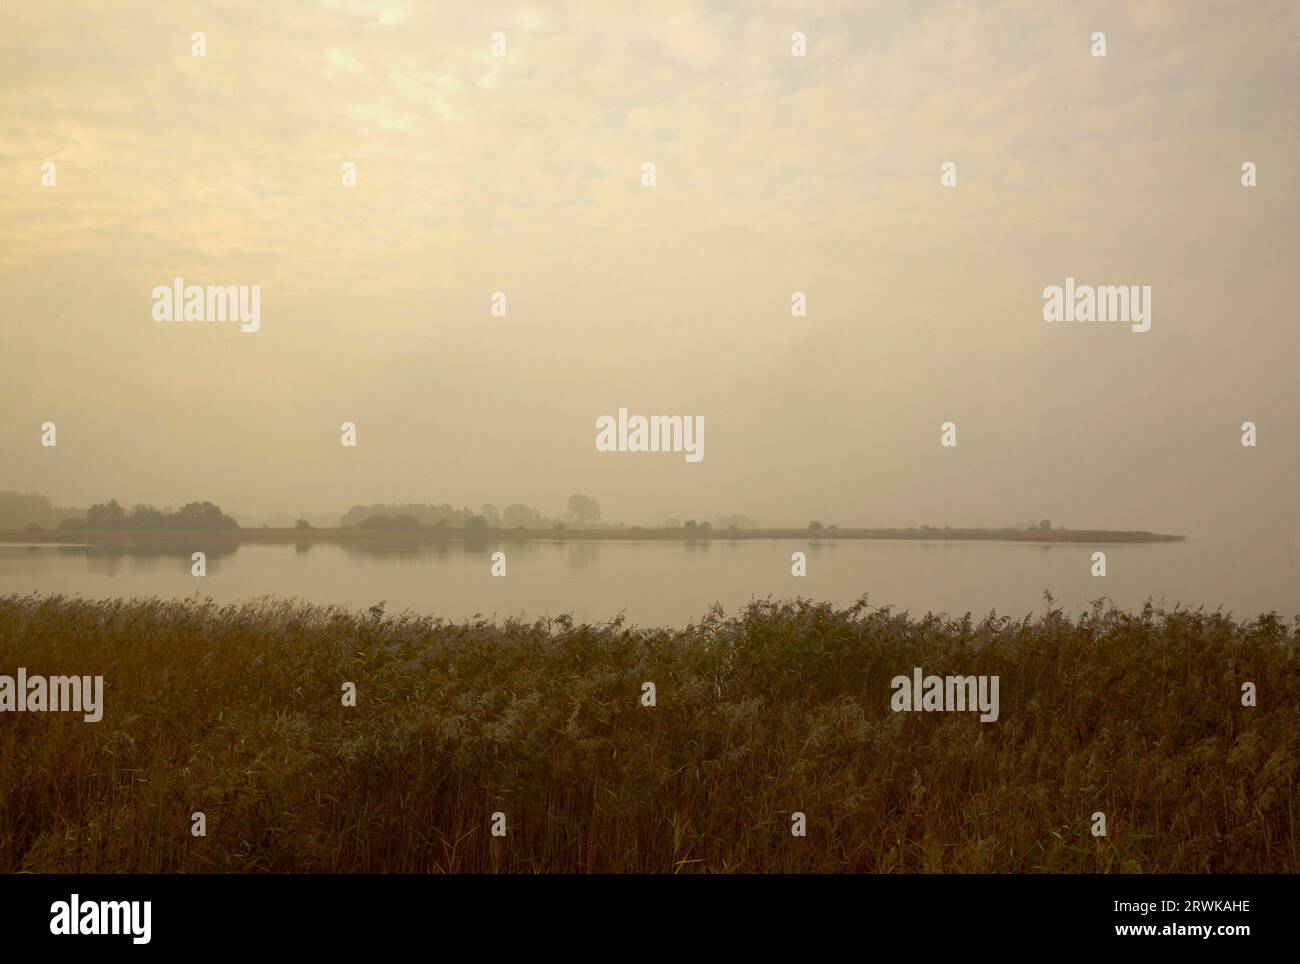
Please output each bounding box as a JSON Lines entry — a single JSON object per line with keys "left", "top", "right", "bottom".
{"left": 341, "top": 495, "right": 604, "bottom": 531}
{"left": 54, "top": 499, "right": 239, "bottom": 531}
{"left": 2, "top": 491, "right": 240, "bottom": 531}
{"left": 4, "top": 490, "right": 1059, "bottom": 535}
{"left": 0, "top": 491, "right": 82, "bottom": 530}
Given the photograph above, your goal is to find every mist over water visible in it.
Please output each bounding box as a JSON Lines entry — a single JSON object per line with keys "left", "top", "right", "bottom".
{"left": 2, "top": 2, "right": 1297, "bottom": 626}
{"left": 2, "top": 527, "right": 1293, "bottom": 626}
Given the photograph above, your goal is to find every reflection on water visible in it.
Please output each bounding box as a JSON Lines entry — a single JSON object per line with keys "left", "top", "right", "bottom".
{"left": 10, "top": 543, "right": 241, "bottom": 579}
{"left": 0, "top": 535, "right": 1294, "bottom": 626}
{"left": 567, "top": 541, "right": 601, "bottom": 572}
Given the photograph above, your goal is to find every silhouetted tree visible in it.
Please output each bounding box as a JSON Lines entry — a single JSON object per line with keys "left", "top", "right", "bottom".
{"left": 64, "top": 498, "right": 237, "bottom": 530}
{"left": 171, "top": 502, "right": 239, "bottom": 530}
{"left": 86, "top": 499, "right": 127, "bottom": 529}
{"left": 129, "top": 504, "right": 164, "bottom": 527}
{"left": 567, "top": 494, "right": 601, "bottom": 524}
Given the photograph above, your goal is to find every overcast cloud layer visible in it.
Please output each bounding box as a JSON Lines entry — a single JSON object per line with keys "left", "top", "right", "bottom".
{"left": 1, "top": 1, "right": 1296, "bottom": 542}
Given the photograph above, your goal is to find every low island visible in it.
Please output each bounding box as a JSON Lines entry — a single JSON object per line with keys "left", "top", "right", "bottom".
{"left": 1, "top": 525, "right": 1185, "bottom": 545}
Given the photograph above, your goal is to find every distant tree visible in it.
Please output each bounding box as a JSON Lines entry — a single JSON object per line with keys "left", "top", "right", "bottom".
{"left": 295, "top": 519, "right": 312, "bottom": 529}
{"left": 1039, "top": 519, "right": 1052, "bottom": 531}
{"left": 129, "top": 504, "right": 164, "bottom": 527}
{"left": 171, "top": 501, "right": 240, "bottom": 530}
{"left": 699, "top": 521, "right": 712, "bottom": 531}
{"left": 26, "top": 522, "right": 42, "bottom": 532}
{"left": 393, "top": 514, "right": 419, "bottom": 530}
{"left": 480, "top": 504, "right": 501, "bottom": 527}
{"left": 555, "top": 521, "right": 566, "bottom": 531}
{"left": 358, "top": 515, "right": 395, "bottom": 530}
{"left": 504, "top": 504, "right": 542, "bottom": 528}
{"left": 67, "top": 499, "right": 237, "bottom": 530}
{"left": 664, "top": 518, "right": 681, "bottom": 529}
{"left": 566, "top": 494, "right": 601, "bottom": 524}
{"left": 0, "top": 490, "right": 83, "bottom": 530}
{"left": 808, "top": 521, "right": 824, "bottom": 531}
{"left": 684, "top": 520, "right": 698, "bottom": 530}
{"left": 464, "top": 515, "right": 489, "bottom": 531}
{"left": 86, "top": 499, "right": 127, "bottom": 530}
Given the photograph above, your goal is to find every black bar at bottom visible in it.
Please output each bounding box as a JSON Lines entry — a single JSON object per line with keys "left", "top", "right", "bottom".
{"left": 0, "top": 872, "right": 1281, "bottom": 950}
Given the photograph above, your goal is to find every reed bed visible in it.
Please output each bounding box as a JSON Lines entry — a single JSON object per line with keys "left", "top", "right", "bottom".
{"left": 1, "top": 592, "right": 1295, "bottom": 872}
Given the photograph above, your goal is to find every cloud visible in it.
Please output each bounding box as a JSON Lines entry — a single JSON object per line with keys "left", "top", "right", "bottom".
{"left": 0, "top": 0, "right": 1296, "bottom": 532}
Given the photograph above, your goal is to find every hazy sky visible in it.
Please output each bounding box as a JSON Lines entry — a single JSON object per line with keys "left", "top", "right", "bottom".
{"left": 2, "top": 0, "right": 1297, "bottom": 538}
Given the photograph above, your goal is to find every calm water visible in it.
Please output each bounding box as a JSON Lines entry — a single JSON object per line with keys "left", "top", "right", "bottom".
{"left": 1, "top": 530, "right": 1295, "bottom": 626}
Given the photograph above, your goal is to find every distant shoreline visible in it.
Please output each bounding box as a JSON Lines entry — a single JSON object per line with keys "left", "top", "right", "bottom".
{"left": 1, "top": 526, "right": 1186, "bottom": 545}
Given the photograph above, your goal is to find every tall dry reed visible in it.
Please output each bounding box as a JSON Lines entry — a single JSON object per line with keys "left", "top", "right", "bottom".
{"left": 1, "top": 593, "right": 1295, "bottom": 872}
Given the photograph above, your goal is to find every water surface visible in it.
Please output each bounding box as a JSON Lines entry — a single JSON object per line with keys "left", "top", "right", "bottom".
{"left": 1, "top": 531, "right": 1293, "bottom": 625}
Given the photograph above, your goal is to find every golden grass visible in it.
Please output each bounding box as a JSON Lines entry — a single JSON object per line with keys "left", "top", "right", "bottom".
{"left": 1, "top": 593, "right": 1295, "bottom": 873}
